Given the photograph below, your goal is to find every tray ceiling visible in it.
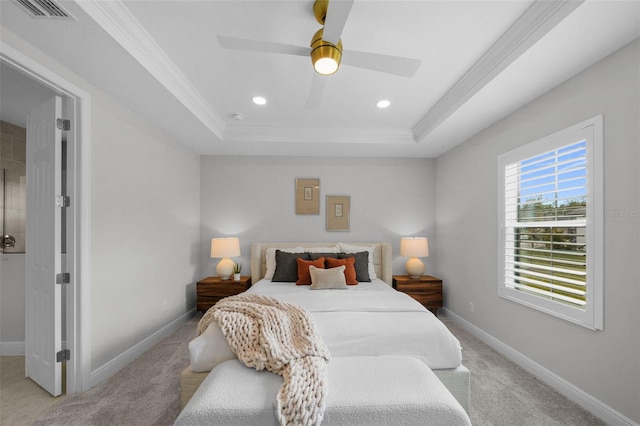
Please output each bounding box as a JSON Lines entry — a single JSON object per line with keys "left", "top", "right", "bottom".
{"left": 1, "top": 0, "right": 638, "bottom": 157}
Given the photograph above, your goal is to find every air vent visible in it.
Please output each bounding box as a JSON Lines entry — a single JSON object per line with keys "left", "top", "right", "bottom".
{"left": 14, "top": 0, "right": 75, "bottom": 20}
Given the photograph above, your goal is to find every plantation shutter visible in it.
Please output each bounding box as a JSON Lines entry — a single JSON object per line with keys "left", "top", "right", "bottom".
{"left": 503, "top": 140, "right": 588, "bottom": 308}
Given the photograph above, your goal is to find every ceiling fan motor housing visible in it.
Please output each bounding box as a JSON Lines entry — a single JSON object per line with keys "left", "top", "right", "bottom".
{"left": 310, "top": 28, "right": 343, "bottom": 75}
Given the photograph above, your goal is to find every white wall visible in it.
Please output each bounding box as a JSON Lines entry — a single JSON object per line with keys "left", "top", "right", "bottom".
{"left": 90, "top": 92, "right": 201, "bottom": 369}
{"left": 435, "top": 39, "right": 640, "bottom": 423}
{"left": 0, "top": 254, "right": 25, "bottom": 352}
{"left": 200, "top": 156, "right": 436, "bottom": 279}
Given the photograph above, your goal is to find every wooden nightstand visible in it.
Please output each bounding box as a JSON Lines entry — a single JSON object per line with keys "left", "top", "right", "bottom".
{"left": 392, "top": 275, "right": 443, "bottom": 315}
{"left": 196, "top": 276, "right": 251, "bottom": 312}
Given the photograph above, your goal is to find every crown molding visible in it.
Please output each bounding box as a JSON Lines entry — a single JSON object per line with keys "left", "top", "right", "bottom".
{"left": 413, "top": 0, "right": 584, "bottom": 142}
{"left": 224, "top": 125, "right": 416, "bottom": 145}
{"left": 75, "top": 0, "right": 226, "bottom": 139}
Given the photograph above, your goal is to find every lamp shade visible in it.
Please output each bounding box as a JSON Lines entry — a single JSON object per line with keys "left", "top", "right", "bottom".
{"left": 210, "top": 237, "right": 241, "bottom": 258}
{"left": 400, "top": 237, "right": 429, "bottom": 258}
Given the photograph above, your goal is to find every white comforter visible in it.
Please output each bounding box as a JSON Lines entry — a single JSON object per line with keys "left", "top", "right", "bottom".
{"left": 189, "top": 279, "right": 462, "bottom": 372}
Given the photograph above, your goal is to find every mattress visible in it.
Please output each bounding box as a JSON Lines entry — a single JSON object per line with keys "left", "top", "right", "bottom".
{"left": 189, "top": 278, "right": 462, "bottom": 372}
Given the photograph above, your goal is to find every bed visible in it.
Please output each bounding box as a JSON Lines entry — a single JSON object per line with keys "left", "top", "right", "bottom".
{"left": 181, "top": 242, "right": 470, "bottom": 413}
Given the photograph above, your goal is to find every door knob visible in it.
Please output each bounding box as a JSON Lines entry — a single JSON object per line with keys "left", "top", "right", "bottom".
{"left": 2, "top": 235, "right": 15, "bottom": 248}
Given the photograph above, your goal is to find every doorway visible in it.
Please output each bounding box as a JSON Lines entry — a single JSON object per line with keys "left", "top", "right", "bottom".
{"left": 0, "top": 44, "right": 91, "bottom": 395}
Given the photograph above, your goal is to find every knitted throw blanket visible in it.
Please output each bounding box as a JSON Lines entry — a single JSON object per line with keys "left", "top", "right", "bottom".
{"left": 198, "top": 293, "right": 331, "bottom": 426}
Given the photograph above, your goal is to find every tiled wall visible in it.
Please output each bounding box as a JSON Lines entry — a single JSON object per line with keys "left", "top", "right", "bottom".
{"left": 1, "top": 121, "right": 26, "bottom": 253}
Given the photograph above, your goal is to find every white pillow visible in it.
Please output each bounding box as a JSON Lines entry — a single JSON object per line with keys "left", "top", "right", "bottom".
{"left": 309, "top": 265, "right": 348, "bottom": 290}
{"left": 338, "top": 243, "right": 377, "bottom": 280}
{"left": 189, "top": 322, "right": 236, "bottom": 372}
{"left": 264, "top": 246, "right": 305, "bottom": 280}
{"left": 305, "top": 246, "right": 339, "bottom": 253}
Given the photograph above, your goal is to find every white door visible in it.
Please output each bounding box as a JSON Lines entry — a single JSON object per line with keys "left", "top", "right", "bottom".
{"left": 25, "top": 96, "right": 63, "bottom": 396}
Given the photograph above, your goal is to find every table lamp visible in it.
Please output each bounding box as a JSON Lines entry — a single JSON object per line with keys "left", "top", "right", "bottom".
{"left": 400, "top": 237, "right": 429, "bottom": 278}
{"left": 211, "top": 237, "right": 241, "bottom": 280}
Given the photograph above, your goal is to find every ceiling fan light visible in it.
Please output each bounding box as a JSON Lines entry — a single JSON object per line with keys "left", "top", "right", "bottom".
{"left": 314, "top": 56, "right": 339, "bottom": 75}
{"left": 311, "top": 28, "right": 342, "bottom": 76}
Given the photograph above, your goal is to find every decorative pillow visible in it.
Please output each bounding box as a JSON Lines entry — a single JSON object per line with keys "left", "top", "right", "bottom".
{"left": 308, "top": 252, "right": 340, "bottom": 261}
{"left": 338, "top": 243, "right": 377, "bottom": 280}
{"left": 296, "top": 257, "right": 325, "bottom": 285}
{"left": 309, "top": 265, "right": 348, "bottom": 290}
{"left": 305, "top": 246, "right": 339, "bottom": 253}
{"left": 265, "top": 246, "right": 305, "bottom": 279}
{"left": 272, "top": 250, "right": 310, "bottom": 282}
{"left": 325, "top": 257, "right": 358, "bottom": 285}
{"left": 338, "top": 251, "right": 371, "bottom": 282}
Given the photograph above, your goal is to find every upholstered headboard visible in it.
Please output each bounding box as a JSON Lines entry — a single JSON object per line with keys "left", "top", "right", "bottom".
{"left": 250, "top": 242, "right": 393, "bottom": 285}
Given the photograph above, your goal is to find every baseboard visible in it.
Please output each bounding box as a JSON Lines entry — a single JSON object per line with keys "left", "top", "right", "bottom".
{"left": 441, "top": 308, "right": 639, "bottom": 426}
{"left": 0, "top": 341, "right": 25, "bottom": 355}
{"left": 91, "top": 309, "right": 196, "bottom": 387}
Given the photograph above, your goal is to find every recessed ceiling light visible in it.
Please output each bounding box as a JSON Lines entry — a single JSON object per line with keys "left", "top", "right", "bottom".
{"left": 252, "top": 96, "right": 267, "bottom": 105}
{"left": 376, "top": 100, "right": 391, "bottom": 109}
{"left": 231, "top": 113, "right": 244, "bottom": 121}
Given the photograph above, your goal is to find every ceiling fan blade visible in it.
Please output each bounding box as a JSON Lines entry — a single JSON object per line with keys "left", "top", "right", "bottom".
{"left": 341, "top": 50, "right": 421, "bottom": 78}
{"left": 217, "top": 35, "right": 310, "bottom": 57}
{"left": 322, "top": 0, "right": 355, "bottom": 45}
{"left": 305, "top": 74, "right": 327, "bottom": 109}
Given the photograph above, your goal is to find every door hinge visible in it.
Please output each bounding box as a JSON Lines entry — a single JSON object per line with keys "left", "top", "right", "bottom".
{"left": 56, "top": 272, "right": 70, "bottom": 284}
{"left": 56, "top": 349, "right": 70, "bottom": 363}
{"left": 55, "top": 195, "right": 70, "bottom": 208}
{"left": 57, "top": 118, "right": 71, "bottom": 131}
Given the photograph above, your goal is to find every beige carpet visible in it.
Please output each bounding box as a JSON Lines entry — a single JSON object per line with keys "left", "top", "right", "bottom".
{"left": 442, "top": 320, "right": 604, "bottom": 426}
{"left": 31, "top": 317, "right": 198, "bottom": 426}
{"left": 20, "top": 313, "right": 605, "bottom": 425}
{"left": 0, "top": 356, "right": 65, "bottom": 425}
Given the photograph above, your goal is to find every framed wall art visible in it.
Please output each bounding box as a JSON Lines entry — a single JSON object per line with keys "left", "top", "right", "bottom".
{"left": 295, "top": 178, "right": 320, "bottom": 214}
{"left": 326, "top": 195, "right": 350, "bottom": 231}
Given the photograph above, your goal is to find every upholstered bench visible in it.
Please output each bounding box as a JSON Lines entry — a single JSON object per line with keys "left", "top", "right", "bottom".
{"left": 175, "top": 356, "right": 471, "bottom": 426}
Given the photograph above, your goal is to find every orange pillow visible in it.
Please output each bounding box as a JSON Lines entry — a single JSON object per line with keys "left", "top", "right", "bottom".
{"left": 325, "top": 257, "right": 358, "bottom": 285}
{"left": 296, "top": 257, "right": 325, "bottom": 285}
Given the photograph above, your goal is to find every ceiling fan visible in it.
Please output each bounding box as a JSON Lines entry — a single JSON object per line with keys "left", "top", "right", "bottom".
{"left": 217, "top": 0, "right": 421, "bottom": 108}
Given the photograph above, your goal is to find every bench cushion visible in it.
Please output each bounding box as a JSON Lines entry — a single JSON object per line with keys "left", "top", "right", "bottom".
{"left": 176, "top": 356, "right": 471, "bottom": 426}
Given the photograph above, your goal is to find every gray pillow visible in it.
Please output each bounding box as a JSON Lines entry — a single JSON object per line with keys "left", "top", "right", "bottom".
{"left": 339, "top": 251, "right": 371, "bottom": 282}
{"left": 272, "top": 250, "right": 310, "bottom": 282}
{"left": 308, "top": 252, "right": 340, "bottom": 261}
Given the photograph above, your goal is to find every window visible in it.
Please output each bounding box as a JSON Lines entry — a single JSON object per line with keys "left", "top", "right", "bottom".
{"left": 499, "top": 115, "right": 603, "bottom": 330}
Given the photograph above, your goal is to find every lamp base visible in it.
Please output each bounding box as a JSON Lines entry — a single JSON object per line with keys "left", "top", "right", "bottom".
{"left": 405, "top": 257, "right": 425, "bottom": 278}
{"left": 216, "top": 258, "right": 235, "bottom": 280}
